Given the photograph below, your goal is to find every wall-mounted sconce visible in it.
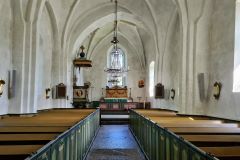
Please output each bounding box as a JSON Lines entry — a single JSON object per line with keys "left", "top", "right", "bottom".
{"left": 0, "top": 79, "right": 6, "bottom": 97}
{"left": 45, "top": 88, "right": 51, "bottom": 99}
{"left": 213, "top": 82, "right": 221, "bottom": 100}
{"left": 170, "top": 89, "right": 176, "bottom": 100}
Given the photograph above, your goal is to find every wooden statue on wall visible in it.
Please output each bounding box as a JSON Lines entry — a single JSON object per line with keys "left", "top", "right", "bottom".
{"left": 138, "top": 80, "right": 144, "bottom": 88}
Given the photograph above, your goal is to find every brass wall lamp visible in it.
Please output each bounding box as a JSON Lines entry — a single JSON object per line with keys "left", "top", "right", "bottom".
{"left": 170, "top": 88, "right": 175, "bottom": 100}
{"left": 213, "top": 82, "right": 222, "bottom": 100}
{"left": 46, "top": 88, "right": 51, "bottom": 99}
{"left": 0, "top": 79, "right": 6, "bottom": 97}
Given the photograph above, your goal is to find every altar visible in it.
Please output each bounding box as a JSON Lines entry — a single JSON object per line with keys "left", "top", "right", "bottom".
{"left": 105, "top": 86, "right": 128, "bottom": 98}
{"left": 99, "top": 86, "right": 150, "bottom": 124}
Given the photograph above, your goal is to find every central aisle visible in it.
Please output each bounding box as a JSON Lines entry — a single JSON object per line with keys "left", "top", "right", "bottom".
{"left": 86, "top": 125, "right": 146, "bottom": 160}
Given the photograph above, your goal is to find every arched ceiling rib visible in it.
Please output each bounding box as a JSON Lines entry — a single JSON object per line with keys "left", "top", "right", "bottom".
{"left": 61, "top": 0, "right": 157, "bottom": 50}
{"left": 25, "top": 0, "right": 180, "bottom": 74}
{"left": 61, "top": 0, "right": 158, "bottom": 70}
{"left": 66, "top": 11, "right": 153, "bottom": 65}
{"left": 63, "top": 2, "right": 131, "bottom": 51}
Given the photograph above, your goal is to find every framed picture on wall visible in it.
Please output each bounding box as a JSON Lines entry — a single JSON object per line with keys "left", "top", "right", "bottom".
{"left": 155, "top": 83, "right": 164, "bottom": 99}
{"left": 73, "top": 86, "right": 88, "bottom": 100}
{"left": 55, "top": 83, "right": 66, "bottom": 99}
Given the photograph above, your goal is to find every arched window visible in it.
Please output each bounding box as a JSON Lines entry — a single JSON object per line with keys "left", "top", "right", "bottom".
{"left": 107, "top": 48, "right": 127, "bottom": 87}
{"left": 149, "top": 61, "right": 155, "bottom": 97}
{"left": 233, "top": 0, "right": 240, "bottom": 92}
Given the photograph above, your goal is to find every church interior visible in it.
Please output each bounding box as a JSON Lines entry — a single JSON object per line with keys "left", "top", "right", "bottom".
{"left": 0, "top": 0, "right": 240, "bottom": 159}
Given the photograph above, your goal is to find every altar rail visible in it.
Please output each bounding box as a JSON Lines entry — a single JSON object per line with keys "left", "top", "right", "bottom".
{"left": 129, "top": 110, "right": 218, "bottom": 160}
{"left": 26, "top": 109, "right": 100, "bottom": 160}
{"left": 100, "top": 102, "right": 150, "bottom": 110}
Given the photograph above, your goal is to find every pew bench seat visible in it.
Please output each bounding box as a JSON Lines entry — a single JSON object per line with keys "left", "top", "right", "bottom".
{"left": 149, "top": 117, "right": 223, "bottom": 124}
{"left": 0, "top": 134, "right": 56, "bottom": 141}
{"left": 159, "top": 123, "right": 238, "bottom": 128}
{"left": 0, "top": 122, "right": 77, "bottom": 127}
{"left": 200, "top": 146, "right": 240, "bottom": 157}
{"left": 0, "top": 145, "right": 43, "bottom": 155}
{"left": 169, "top": 127, "right": 240, "bottom": 134}
{"left": 181, "top": 135, "right": 240, "bottom": 142}
{"left": 0, "top": 126, "right": 68, "bottom": 133}
{"left": 135, "top": 110, "right": 177, "bottom": 116}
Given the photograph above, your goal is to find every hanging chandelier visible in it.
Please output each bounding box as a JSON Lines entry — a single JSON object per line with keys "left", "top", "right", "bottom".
{"left": 104, "top": 0, "right": 129, "bottom": 80}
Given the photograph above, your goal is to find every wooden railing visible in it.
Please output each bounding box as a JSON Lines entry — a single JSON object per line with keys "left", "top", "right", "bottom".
{"left": 25, "top": 109, "right": 100, "bottom": 160}
{"left": 129, "top": 109, "right": 218, "bottom": 160}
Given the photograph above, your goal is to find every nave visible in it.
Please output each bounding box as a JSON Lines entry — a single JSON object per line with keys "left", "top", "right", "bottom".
{"left": 0, "top": 108, "right": 240, "bottom": 160}
{"left": 1, "top": 0, "right": 240, "bottom": 159}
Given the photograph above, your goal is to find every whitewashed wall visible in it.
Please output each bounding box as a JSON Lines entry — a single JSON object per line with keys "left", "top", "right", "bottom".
{"left": 0, "top": 0, "right": 12, "bottom": 115}
{"left": 0, "top": 0, "right": 240, "bottom": 121}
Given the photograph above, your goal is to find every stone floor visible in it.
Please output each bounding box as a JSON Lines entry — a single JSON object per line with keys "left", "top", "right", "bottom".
{"left": 86, "top": 125, "right": 146, "bottom": 160}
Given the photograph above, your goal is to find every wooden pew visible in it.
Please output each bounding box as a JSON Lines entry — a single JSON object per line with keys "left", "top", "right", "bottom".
{"left": 0, "top": 109, "right": 94, "bottom": 127}
{"left": 181, "top": 135, "right": 240, "bottom": 142}
{"left": 134, "top": 109, "right": 240, "bottom": 160}
{"left": 149, "top": 118, "right": 237, "bottom": 127}
{"left": 0, "top": 117, "right": 81, "bottom": 121}
{"left": 0, "top": 122, "right": 77, "bottom": 127}
{"left": 200, "top": 147, "right": 240, "bottom": 160}
{"left": 0, "top": 145, "right": 43, "bottom": 155}
{"left": 0, "top": 115, "right": 87, "bottom": 127}
{"left": 0, "top": 126, "right": 67, "bottom": 133}
{"left": 181, "top": 134, "right": 240, "bottom": 147}
{"left": 0, "top": 109, "right": 97, "bottom": 159}
{"left": 135, "top": 110, "right": 177, "bottom": 117}
{"left": 135, "top": 110, "right": 212, "bottom": 120}
{"left": 149, "top": 118, "right": 223, "bottom": 126}
{"left": 160, "top": 123, "right": 238, "bottom": 128}
{"left": 0, "top": 134, "right": 56, "bottom": 141}
{"left": 169, "top": 127, "right": 240, "bottom": 135}
{"left": 42, "top": 109, "right": 95, "bottom": 114}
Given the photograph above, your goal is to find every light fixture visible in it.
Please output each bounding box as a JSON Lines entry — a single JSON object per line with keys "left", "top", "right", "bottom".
{"left": 104, "top": 0, "right": 129, "bottom": 82}
{"left": 108, "top": 78, "right": 119, "bottom": 84}
{"left": 45, "top": 88, "right": 51, "bottom": 99}
{"left": 213, "top": 82, "right": 221, "bottom": 100}
{"left": 170, "top": 88, "right": 175, "bottom": 100}
{"left": 0, "top": 79, "right": 6, "bottom": 97}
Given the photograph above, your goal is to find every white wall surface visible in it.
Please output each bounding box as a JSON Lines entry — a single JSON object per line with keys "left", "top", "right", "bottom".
{"left": 0, "top": 0, "right": 239, "bottom": 121}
